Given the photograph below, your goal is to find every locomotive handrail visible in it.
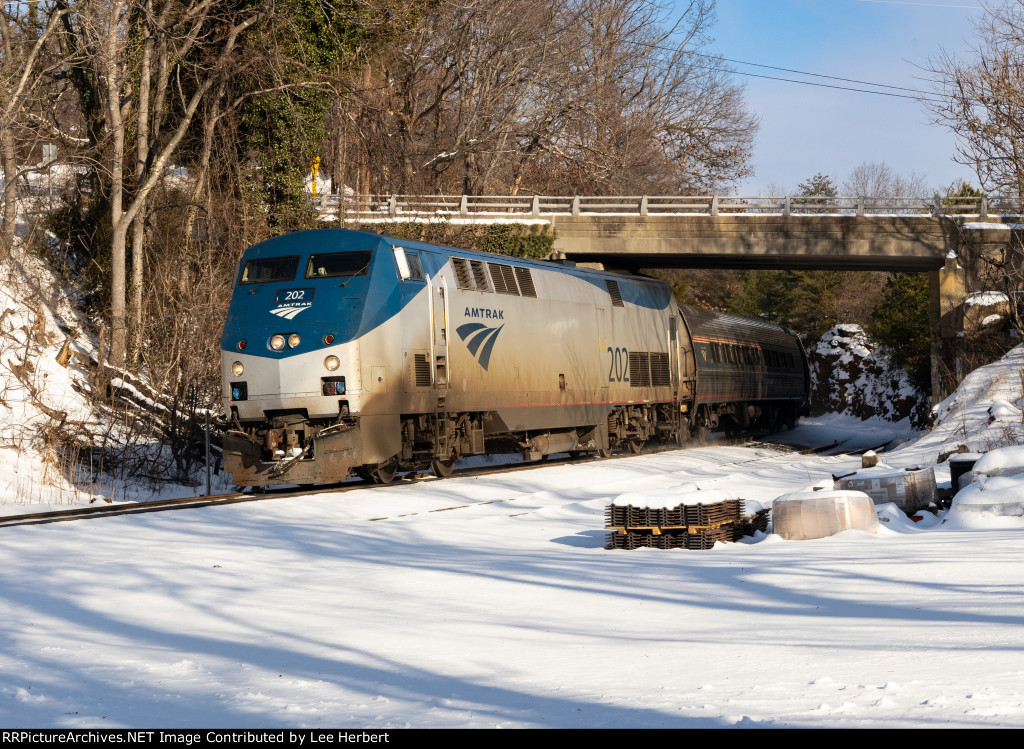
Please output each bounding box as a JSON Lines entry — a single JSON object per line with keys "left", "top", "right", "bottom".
{"left": 317, "top": 193, "right": 1024, "bottom": 219}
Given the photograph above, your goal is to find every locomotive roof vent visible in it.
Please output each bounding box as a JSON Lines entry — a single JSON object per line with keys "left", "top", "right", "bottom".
{"left": 606, "top": 279, "right": 624, "bottom": 307}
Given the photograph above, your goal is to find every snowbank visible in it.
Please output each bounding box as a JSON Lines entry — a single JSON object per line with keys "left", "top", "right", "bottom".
{"left": 809, "top": 324, "right": 926, "bottom": 425}
{"left": 918, "top": 345, "right": 1024, "bottom": 460}
{"left": 0, "top": 242, "right": 101, "bottom": 508}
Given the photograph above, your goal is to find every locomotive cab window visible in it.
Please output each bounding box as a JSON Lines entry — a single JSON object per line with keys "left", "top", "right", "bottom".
{"left": 392, "top": 247, "right": 425, "bottom": 281}
{"left": 240, "top": 256, "right": 299, "bottom": 285}
{"left": 304, "top": 251, "right": 372, "bottom": 279}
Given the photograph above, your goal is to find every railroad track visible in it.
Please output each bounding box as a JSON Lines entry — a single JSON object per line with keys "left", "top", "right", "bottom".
{"left": 0, "top": 433, "right": 851, "bottom": 530}
{"left": 0, "top": 451, "right": 607, "bottom": 529}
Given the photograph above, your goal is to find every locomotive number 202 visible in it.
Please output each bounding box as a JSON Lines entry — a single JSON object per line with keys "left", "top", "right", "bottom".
{"left": 607, "top": 346, "right": 630, "bottom": 383}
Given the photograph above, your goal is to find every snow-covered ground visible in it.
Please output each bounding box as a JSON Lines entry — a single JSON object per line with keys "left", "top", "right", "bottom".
{"left": 3, "top": 396, "right": 1024, "bottom": 728}
{"left": 6, "top": 176, "right": 1024, "bottom": 727}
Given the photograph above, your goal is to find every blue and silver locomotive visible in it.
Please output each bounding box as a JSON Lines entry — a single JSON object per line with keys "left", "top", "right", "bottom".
{"left": 220, "top": 229, "right": 809, "bottom": 486}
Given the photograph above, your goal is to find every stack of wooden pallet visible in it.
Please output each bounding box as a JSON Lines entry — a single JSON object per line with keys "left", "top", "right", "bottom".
{"left": 605, "top": 499, "right": 769, "bottom": 550}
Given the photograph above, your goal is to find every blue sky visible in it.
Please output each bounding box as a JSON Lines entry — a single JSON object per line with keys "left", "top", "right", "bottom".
{"left": 679, "top": 0, "right": 986, "bottom": 193}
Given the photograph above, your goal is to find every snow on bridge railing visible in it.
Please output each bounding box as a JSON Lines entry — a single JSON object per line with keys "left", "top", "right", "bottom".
{"left": 311, "top": 193, "right": 1024, "bottom": 219}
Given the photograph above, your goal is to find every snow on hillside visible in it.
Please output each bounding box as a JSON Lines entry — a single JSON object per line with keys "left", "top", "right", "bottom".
{"left": 0, "top": 240, "right": 103, "bottom": 507}
{"left": 0, "top": 188, "right": 223, "bottom": 513}
{"left": 917, "top": 344, "right": 1024, "bottom": 459}
{"left": 809, "top": 324, "right": 926, "bottom": 425}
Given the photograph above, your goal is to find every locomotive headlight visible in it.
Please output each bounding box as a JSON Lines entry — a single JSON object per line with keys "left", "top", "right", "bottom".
{"left": 324, "top": 355, "right": 340, "bottom": 371}
{"left": 288, "top": 333, "right": 301, "bottom": 349}
{"left": 270, "top": 334, "right": 286, "bottom": 351}
{"left": 232, "top": 361, "right": 244, "bottom": 377}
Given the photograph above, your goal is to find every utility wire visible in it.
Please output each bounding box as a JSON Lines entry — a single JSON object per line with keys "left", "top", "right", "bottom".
{"left": 620, "top": 39, "right": 946, "bottom": 103}
{"left": 725, "top": 68, "right": 945, "bottom": 102}
{"left": 690, "top": 51, "right": 934, "bottom": 96}
{"left": 854, "top": 1, "right": 981, "bottom": 9}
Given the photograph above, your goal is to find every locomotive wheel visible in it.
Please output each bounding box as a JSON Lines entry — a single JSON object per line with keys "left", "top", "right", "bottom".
{"left": 626, "top": 439, "right": 645, "bottom": 454}
{"left": 598, "top": 447, "right": 613, "bottom": 458}
{"left": 362, "top": 456, "right": 399, "bottom": 485}
{"left": 675, "top": 422, "right": 689, "bottom": 447}
{"left": 430, "top": 458, "right": 456, "bottom": 479}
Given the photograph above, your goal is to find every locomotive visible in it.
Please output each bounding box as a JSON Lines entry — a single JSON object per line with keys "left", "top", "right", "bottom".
{"left": 220, "top": 229, "right": 809, "bottom": 487}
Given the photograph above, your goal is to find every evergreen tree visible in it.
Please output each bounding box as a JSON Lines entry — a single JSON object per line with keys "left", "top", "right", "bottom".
{"left": 797, "top": 172, "right": 838, "bottom": 198}
{"left": 944, "top": 180, "right": 985, "bottom": 214}
{"left": 869, "top": 273, "right": 931, "bottom": 390}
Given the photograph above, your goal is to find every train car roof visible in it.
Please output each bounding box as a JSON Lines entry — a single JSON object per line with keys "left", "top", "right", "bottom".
{"left": 242, "top": 228, "right": 666, "bottom": 288}
{"left": 681, "top": 304, "right": 803, "bottom": 350}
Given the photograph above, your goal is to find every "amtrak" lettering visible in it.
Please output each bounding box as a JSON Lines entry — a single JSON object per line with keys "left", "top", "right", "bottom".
{"left": 464, "top": 307, "right": 504, "bottom": 320}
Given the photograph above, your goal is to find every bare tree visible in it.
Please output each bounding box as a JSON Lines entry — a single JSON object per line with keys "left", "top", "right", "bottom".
{"left": 62, "top": 0, "right": 270, "bottom": 368}
{"left": 333, "top": 0, "right": 756, "bottom": 197}
{"left": 538, "top": 0, "right": 756, "bottom": 195}
{"left": 842, "top": 161, "right": 931, "bottom": 198}
{"left": 0, "top": 2, "right": 70, "bottom": 258}
{"left": 926, "top": 1, "right": 1024, "bottom": 195}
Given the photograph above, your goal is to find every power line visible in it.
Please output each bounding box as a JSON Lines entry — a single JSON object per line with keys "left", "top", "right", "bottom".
{"left": 725, "top": 68, "right": 945, "bottom": 102}
{"left": 854, "top": 0, "right": 982, "bottom": 9}
{"left": 622, "top": 40, "right": 946, "bottom": 103}
{"left": 690, "top": 51, "right": 934, "bottom": 97}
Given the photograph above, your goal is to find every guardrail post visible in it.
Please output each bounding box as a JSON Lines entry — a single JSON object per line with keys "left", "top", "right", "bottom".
{"left": 205, "top": 412, "right": 211, "bottom": 497}
{"left": 388, "top": 195, "right": 397, "bottom": 217}
{"left": 784, "top": 195, "right": 791, "bottom": 217}
{"left": 932, "top": 194, "right": 942, "bottom": 216}
{"left": 572, "top": 196, "right": 580, "bottom": 216}
{"left": 531, "top": 195, "right": 540, "bottom": 216}
{"left": 710, "top": 195, "right": 719, "bottom": 216}
{"left": 857, "top": 197, "right": 864, "bottom": 217}
{"left": 640, "top": 196, "right": 648, "bottom": 216}
{"left": 981, "top": 195, "right": 989, "bottom": 218}
{"left": 459, "top": 195, "right": 468, "bottom": 216}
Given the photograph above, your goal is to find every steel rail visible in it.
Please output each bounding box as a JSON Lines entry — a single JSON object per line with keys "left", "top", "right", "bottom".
{"left": 0, "top": 434, "right": 824, "bottom": 530}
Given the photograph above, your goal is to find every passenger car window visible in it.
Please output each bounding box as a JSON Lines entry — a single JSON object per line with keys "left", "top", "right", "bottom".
{"left": 304, "top": 251, "right": 373, "bottom": 279}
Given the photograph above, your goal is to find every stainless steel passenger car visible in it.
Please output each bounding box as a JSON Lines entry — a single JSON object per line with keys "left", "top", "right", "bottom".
{"left": 220, "top": 230, "right": 809, "bottom": 486}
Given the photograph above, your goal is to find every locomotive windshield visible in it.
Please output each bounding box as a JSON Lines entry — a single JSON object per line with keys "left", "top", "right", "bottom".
{"left": 305, "top": 251, "right": 372, "bottom": 279}
{"left": 240, "top": 256, "right": 299, "bottom": 285}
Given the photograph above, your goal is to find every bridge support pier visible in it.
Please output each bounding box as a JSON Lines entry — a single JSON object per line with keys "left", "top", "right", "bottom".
{"left": 930, "top": 255, "right": 967, "bottom": 406}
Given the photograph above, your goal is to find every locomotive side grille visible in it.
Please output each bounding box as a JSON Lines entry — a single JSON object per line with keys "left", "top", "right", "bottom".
{"left": 514, "top": 267, "right": 537, "bottom": 297}
{"left": 453, "top": 258, "right": 473, "bottom": 290}
{"left": 414, "top": 354, "right": 432, "bottom": 387}
{"left": 501, "top": 264, "right": 520, "bottom": 295}
{"left": 489, "top": 262, "right": 521, "bottom": 295}
{"left": 606, "top": 280, "right": 624, "bottom": 307}
{"left": 628, "top": 351, "right": 651, "bottom": 387}
{"left": 471, "top": 260, "right": 491, "bottom": 292}
{"left": 488, "top": 262, "right": 509, "bottom": 293}
{"left": 650, "top": 352, "right": 671, "bottom": 387}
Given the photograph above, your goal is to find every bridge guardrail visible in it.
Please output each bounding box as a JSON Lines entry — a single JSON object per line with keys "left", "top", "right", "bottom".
{"left": 315, "top": 193, "right": 1024, "bottom": 219}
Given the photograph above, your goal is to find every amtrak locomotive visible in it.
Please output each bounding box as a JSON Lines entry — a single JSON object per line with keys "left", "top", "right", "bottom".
{"left": 220, "top": 229, "right": 809, "bottom": 487}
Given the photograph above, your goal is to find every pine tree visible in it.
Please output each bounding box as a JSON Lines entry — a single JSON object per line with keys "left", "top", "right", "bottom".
{"left": 797, "top": 172, "right": 838, "bottom": 198}
{"left": 869, "top": 273, "right": 931, "bottom": 390}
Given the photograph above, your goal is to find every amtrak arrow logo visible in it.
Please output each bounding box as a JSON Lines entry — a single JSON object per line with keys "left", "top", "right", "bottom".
{"left": 457, "top": 323, "right": 504, "bottom": 371}
{"left": 270, "top": 305, "right": 309, "bottom": 320}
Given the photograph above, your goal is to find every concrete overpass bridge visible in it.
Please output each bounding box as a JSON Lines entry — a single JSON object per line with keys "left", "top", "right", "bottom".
{"left": 323, "top": 192, "right": 1019, "bottom": 270}
{"left": 321, "top": 193, "right": 1024, "bottom": 400}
